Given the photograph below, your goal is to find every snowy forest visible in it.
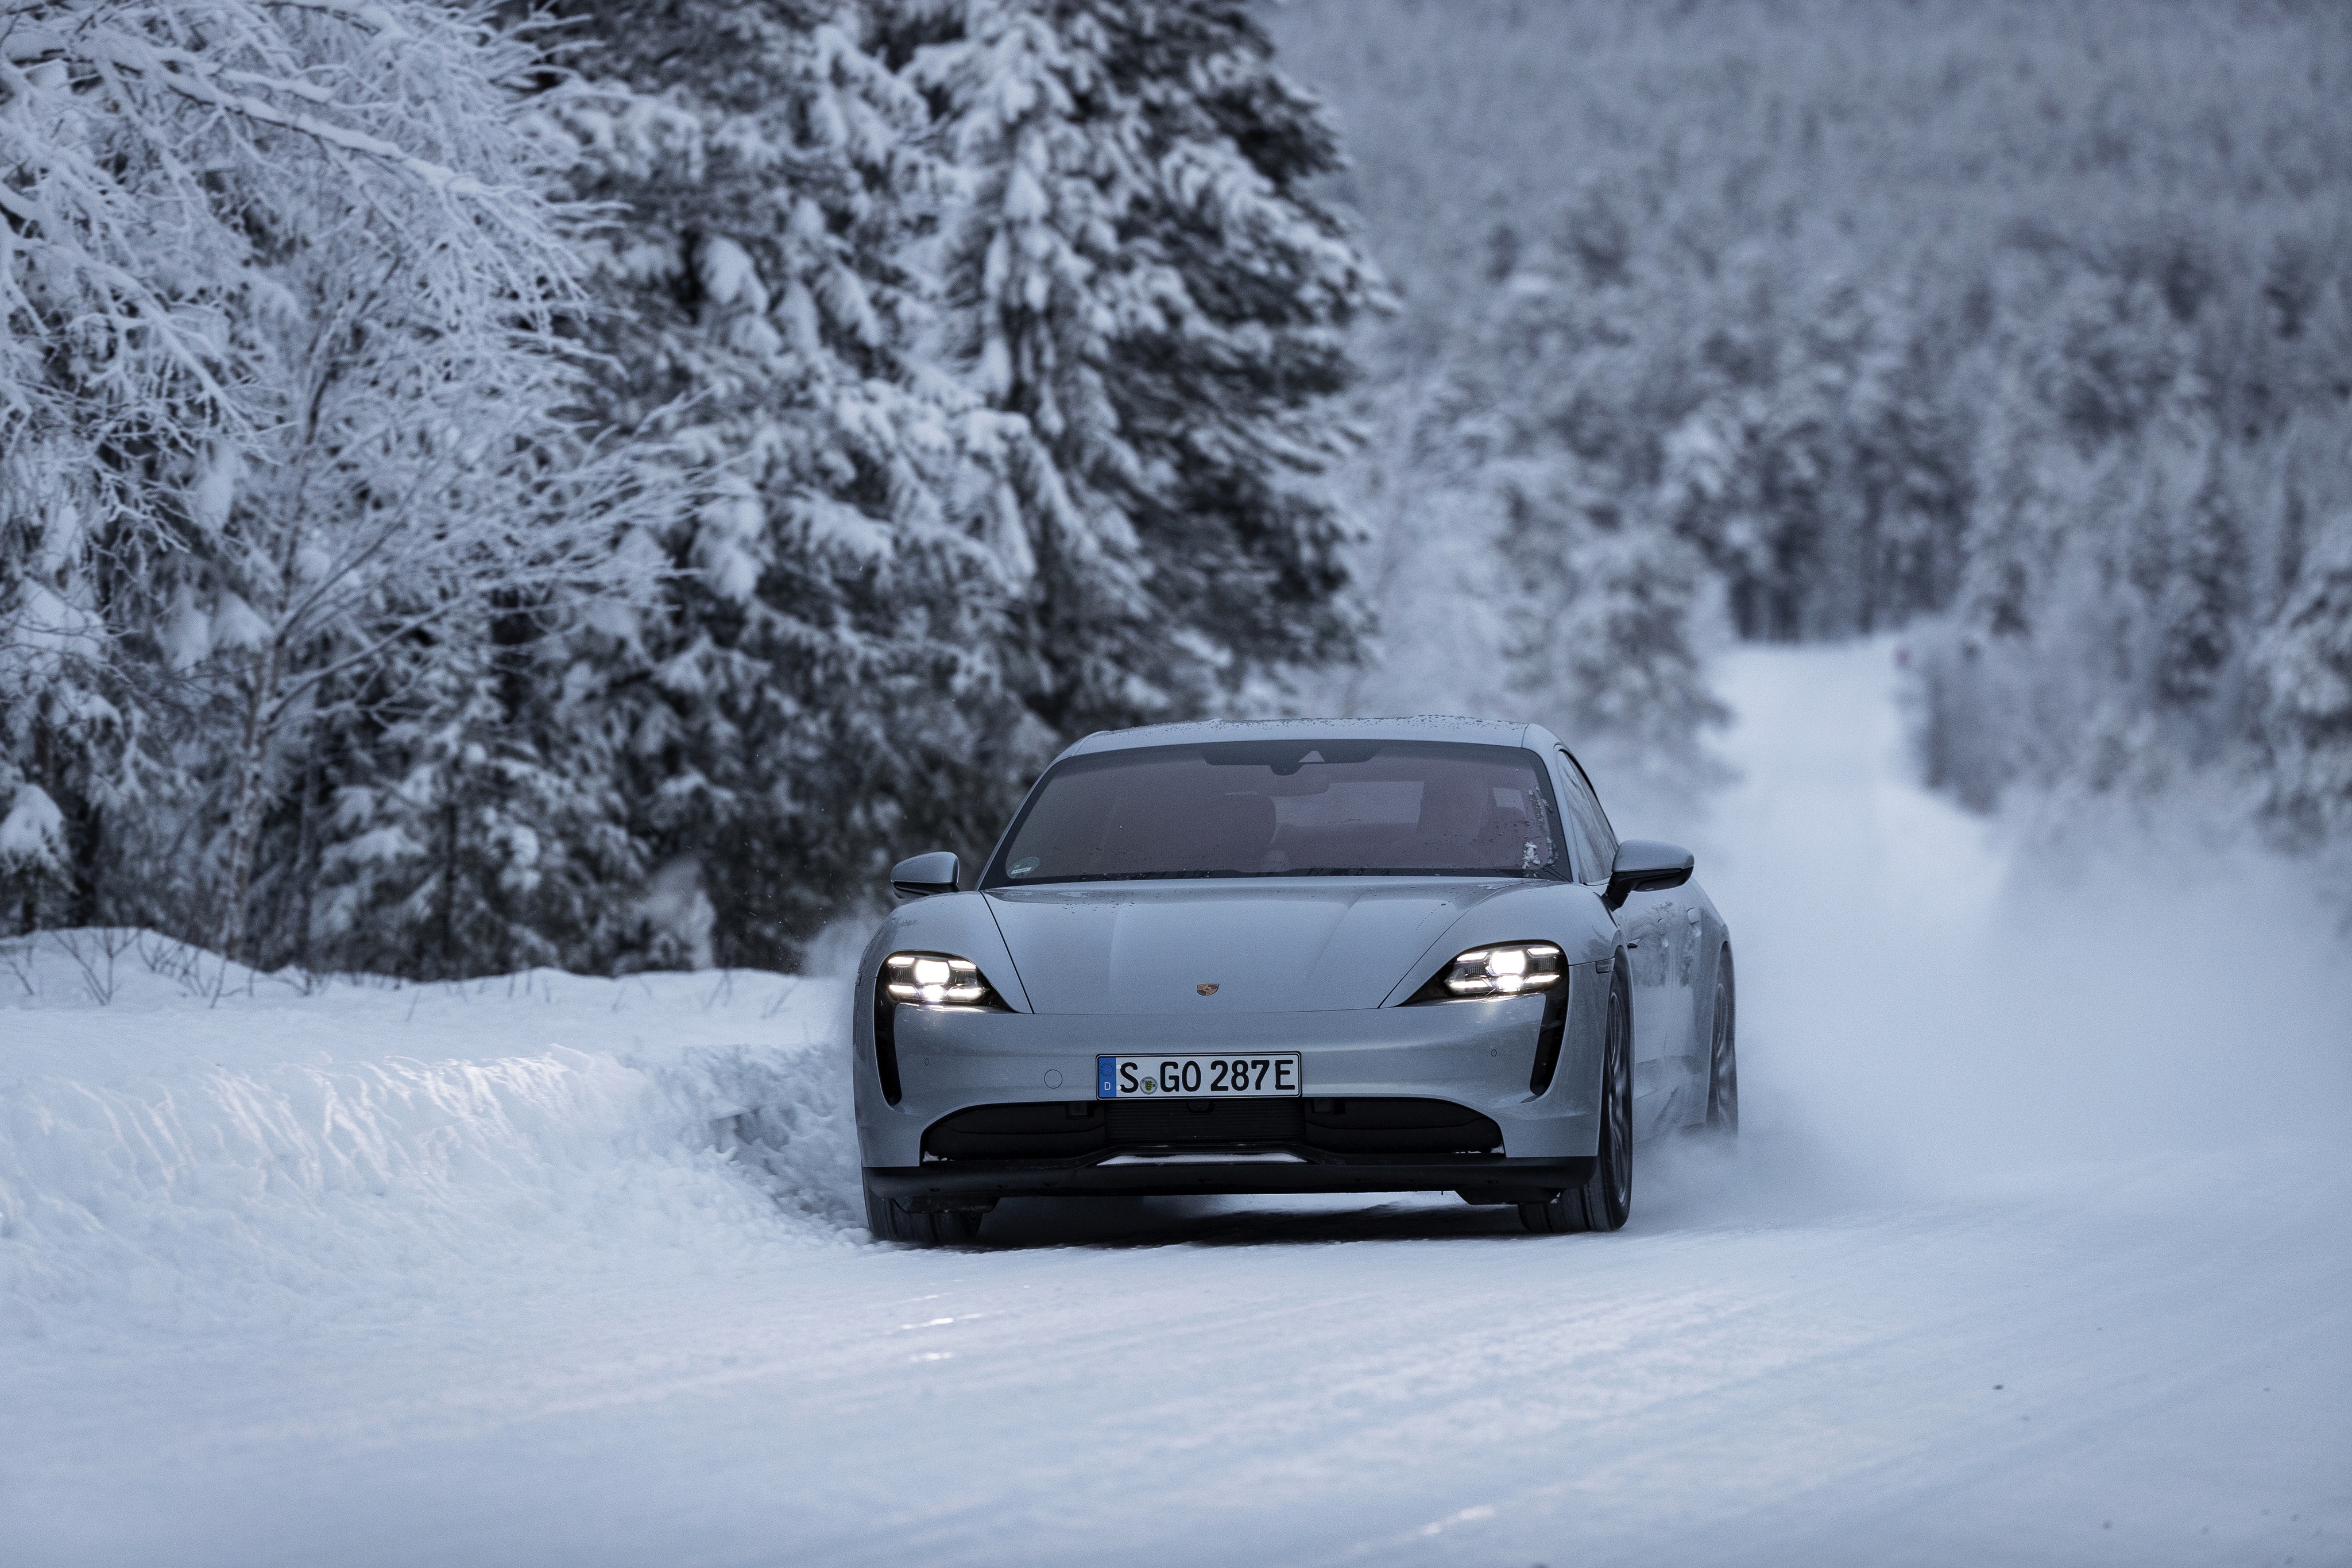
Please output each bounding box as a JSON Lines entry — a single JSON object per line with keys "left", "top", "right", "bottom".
{"left": 5, "top": 0, "right": 2350, "bottom": 980}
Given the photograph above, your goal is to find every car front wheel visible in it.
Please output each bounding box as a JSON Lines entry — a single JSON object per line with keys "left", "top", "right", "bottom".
{"left": 1522, "top": 963, "right": 1633, "bottom": 1234}
{"left": 863, "top": 1178, "right": 985, "bottom": 1247}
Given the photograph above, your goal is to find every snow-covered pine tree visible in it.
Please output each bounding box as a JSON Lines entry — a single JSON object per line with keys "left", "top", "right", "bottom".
{"left": 915, "top": 0, "right": 1385, "bottom": 736}
{"left": 2150, "top": 440, "right": 2253, "bottom": 726}
{"left": 0, "top": 589, "right": 110, "bottom": 930}
{"left": 1317, "top": 366, "right": 1508, "bottom": 718}
{"left": 1413, "top": 226, "right": 1731, "bottom": 800}
{"left": 543, "top": 0, "right": 1041, "bottom": 969}
{"left": 1769, "top": 277, "right": 1966, "bottom": 640}
{"left": 311, "top": 628, "right": 649, "bottom": 980}
{"left": 0, "top": 462, "right": 123, "bottom": 928}
{"left": 2259, "top": 513, "right": 2352, "bottom": 849}
{"left": 1495, "top": 456, "right": 1729, "bottom": 801}
{"left": 907, "top": 0, "right": 1152, "bottom": 734}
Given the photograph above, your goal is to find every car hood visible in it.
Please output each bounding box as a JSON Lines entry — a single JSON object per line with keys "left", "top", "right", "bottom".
{"left": 984, "top": 880, "right": 1521, "bottom": 1014}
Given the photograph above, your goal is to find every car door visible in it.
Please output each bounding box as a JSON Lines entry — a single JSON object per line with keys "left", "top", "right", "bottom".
{"left": 1556, "top": 751, "right": 1690, "bottom": 1139}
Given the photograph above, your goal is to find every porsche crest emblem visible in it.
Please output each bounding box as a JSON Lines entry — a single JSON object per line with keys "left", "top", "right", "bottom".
{"left": 1196, "top": 982, "right": 1220, "bottom": 996}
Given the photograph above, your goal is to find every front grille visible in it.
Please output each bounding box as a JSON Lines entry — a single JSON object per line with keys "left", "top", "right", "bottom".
{"left": 1106, "top": 1098, "right": 1307, "bottom": 1145}
{"left": 922, "top": 1097, "right": 1502, "bottom": 1161}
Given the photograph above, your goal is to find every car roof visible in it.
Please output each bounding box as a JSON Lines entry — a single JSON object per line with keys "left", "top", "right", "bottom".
{"left": 1058, "top": 715, "right": 1565, "bottom": 760}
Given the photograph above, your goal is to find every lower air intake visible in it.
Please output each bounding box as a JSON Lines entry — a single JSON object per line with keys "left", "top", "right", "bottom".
{"left": 920, "top": 1097, "right": 1502, "bottom": 1160}
{"left": 1107, "top": 1098, "right": 1306, "bottom": 1145}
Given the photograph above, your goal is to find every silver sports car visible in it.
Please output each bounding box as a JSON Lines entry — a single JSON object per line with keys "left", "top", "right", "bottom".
{"left": 853, "top": 717, "right": 1736, "bottom": 1244}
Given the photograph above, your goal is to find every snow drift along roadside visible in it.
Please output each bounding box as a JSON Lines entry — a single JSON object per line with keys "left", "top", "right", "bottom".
{"left": 0, "top": 934, "right": 859, "bottom": 1338}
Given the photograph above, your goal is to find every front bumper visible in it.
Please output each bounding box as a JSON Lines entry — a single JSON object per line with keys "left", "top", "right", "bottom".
{"left": 864, "top": 1155, "right": 1597, "bottom": 1206}
{"left": 856, "top": 991, "right": 1601, "bottom": 1168}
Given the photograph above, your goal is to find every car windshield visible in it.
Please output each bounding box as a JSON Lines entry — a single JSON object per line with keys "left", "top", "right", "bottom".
{"left": 983, "top": 740, "right": 1565, "bottom": 885}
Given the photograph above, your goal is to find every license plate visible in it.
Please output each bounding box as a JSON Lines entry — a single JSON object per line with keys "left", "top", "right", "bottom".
{"left": 1096, "top": 1052, "right": 1301, "bottom": 1099}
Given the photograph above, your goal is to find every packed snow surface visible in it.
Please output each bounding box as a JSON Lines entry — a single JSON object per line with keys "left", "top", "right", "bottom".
{"left": 5, "top": 644, "right": 2347, "bottom": 1567}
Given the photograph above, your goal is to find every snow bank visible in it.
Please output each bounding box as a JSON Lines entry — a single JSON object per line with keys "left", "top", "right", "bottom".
{"left": 0, "top": 933, "right": 860, "bottom": 1339}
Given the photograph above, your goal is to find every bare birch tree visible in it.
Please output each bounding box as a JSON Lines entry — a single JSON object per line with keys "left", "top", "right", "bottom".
{"left": 2, "top": 0, "right": 656, "bottom": 955}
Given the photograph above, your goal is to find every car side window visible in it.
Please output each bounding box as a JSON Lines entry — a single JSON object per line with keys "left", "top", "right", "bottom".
{"left": 1555, "top": 750, "right": 1618, "bottom": 884}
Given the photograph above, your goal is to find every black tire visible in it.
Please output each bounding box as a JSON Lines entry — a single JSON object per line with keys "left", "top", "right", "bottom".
{"left": 1522, "top": 965, "right": 1633, "bottom": 1234}
{"left": 863, "top": 1178, "right": 985, "bottom": 1247}
{"left": 1704, "top": 946, "right": 1738, "bottom": 1137}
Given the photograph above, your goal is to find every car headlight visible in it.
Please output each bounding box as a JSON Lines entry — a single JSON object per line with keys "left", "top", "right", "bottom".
{"left": 1411, "top": 940, "right": 1566, "bottom": 1001}
{"left": 882, "top": 951, "right": 1001, "bottom": 1008}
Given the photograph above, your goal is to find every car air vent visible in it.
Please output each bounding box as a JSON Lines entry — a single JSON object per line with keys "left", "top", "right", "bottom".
{"left": 920, "top": 1097, "right": 1504, "bottom": 1161}
{"left": 1107, "top": 1098, "right": 1307, "bottom": 1147}
{"left": 1304, "top": 1097, "right": 1502, "bottom": 1154}
{"left": 922, "top": 1101, "right": 1108, "bottom": 1160}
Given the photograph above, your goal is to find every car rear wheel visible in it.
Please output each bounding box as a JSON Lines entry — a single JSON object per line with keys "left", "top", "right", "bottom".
{"left": 1705, "top": 946, "right": 1738, "bottom": 1136}
{"left": 863, "top": 1178, "right": 985, "bottom": 1246}
{"left": 1521, "top": 964, "right": 1633, "bottom": 1234}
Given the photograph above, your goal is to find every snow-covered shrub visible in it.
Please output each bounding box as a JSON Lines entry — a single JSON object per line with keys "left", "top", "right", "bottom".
{"left": 2, "top": 0, "right": 663, "bottom": 966}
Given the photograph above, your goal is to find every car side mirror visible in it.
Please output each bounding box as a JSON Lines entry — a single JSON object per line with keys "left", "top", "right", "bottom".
{"left": 889, "top": 851, "right": 961, "bottom": 902}
{"left": 1605, "top": 839, "right": 1694, "bottom": 911}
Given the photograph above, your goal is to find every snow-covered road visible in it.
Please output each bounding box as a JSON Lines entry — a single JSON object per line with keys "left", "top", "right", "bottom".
{"left": 6, "top": 645, "right": 2348, "bottom": 1567}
